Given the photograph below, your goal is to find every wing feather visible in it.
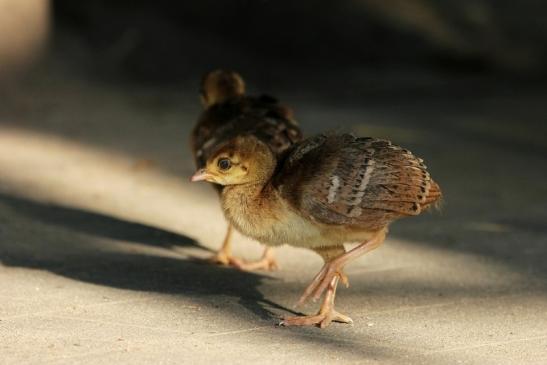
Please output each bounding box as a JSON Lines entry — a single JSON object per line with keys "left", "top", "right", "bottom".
{"left": 277, "top": 134, "right": 441, "bottom": 229}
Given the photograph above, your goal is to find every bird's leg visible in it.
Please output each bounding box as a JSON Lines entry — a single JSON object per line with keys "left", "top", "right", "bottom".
{"left": 280, "top": 275, "right": 352, "bottom": 328}
{"left": 209, "top": 224, "right": 235, "bottom": 265}
{"left": 230, "top": 246, "right": 278, "bottom": 271}
{"left": 296, "top": 228, "right": 387, "bottom": 307}
{"left": 209, "top": 225, "right": 278, "bottom": 271}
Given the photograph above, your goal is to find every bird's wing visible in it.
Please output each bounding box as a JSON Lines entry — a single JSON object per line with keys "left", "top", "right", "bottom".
{"left": 275, "top": 134, "right": 441, "bottom": 230}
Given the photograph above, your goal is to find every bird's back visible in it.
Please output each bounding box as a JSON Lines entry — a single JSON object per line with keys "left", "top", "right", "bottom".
{"left": 191, "top": 95, "right": 302, "bottom": 169}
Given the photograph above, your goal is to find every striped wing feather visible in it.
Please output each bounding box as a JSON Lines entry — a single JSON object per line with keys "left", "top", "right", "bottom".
{"left": 277, "top": 134, "right": 441, "bottom": 230}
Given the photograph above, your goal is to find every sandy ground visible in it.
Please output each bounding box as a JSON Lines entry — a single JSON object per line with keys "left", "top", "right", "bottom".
{"left": 1, "top": 64, "right": 547, "bottom": 364}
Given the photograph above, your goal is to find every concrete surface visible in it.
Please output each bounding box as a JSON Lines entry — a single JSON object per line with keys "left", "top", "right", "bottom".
{"left": 1, "top": 67, "right": 547, "bottom": 364}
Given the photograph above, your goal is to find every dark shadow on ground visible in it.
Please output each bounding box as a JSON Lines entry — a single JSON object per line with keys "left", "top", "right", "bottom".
{"left": 0, "top": 193, "right": 296, "bottom": 321}
{"left": 0, "top": 193, "right": 203, "bottom": 250}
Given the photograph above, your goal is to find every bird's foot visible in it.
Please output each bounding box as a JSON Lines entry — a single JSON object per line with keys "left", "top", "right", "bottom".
{"left": 296, "top": 263, "right": 348, "bottom": 307}
{"left": 285, "top": 274, "right": 349, "bottom": 328}
{"left": 280, "top": 309, "right": 352, "bottom": 328}
{"left": 208, "top": 251, "right": 278, "bottom": 272}
{"left": 230, "top": 255, "right": 279, "bottom": 272}
{"left": 208, "top": 251, "right": 235, "bottom": 266}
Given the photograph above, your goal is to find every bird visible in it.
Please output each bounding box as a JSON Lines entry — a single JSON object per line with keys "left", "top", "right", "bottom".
{"left": 190, "top": 69, "right": 303, "bottom": 271}
{"left": 191, "top": 132, "right": 442, "bottom": 327}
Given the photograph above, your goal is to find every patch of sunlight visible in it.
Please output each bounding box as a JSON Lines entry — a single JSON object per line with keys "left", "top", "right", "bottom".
{"left": 0, "top": 126, "right": 226, "bottom": 249}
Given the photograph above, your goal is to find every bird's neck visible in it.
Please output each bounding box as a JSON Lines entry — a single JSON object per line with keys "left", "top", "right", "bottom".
{"left": 222, "top": 180, "right": 271, "bottom": 207}
{"left": 220, "top": 148, "right": 279, "bottom": 232}
{"left": 220, "top": 180, "right": 280, "bottom": 234}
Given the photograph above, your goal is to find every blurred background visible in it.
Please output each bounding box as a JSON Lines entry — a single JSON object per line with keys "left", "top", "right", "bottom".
{"left": 3, "top": 0, "right": 547, "bottom": 85}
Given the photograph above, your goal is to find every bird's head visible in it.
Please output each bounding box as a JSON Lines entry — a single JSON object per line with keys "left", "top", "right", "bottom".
{"left": 191, "top": 135, "right": 275, "bottom": 186}
{"left": 200, "top": 69, "right": 245, "bottom": 107}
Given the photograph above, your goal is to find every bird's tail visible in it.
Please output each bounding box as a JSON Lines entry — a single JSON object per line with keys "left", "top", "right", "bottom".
{"left": 423, "top": 179, "right": 443, "bottom": 211}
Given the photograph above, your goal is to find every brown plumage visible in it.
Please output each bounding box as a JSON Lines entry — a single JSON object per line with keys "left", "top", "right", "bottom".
{"left": 276, "top": 134, "right": 441, "bottom": 231}
{"left": 190, "top": 69, "right": 302, "bottom": 270}
{"left": 191, "top": 132, "right": 442, "bottom": 328}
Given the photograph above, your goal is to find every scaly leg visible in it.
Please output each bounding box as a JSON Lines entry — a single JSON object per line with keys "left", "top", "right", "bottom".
{"left": 209, "top": 225, "right": 278, "bottom": 271}
{"left": 296, "top": 228, "right": 387, "bottom": 307}
{"left": 280, "top": 275, "right": 352, "bottom": 328}
{"left": 209, "top": 224, "right": 235, "bottom": 265}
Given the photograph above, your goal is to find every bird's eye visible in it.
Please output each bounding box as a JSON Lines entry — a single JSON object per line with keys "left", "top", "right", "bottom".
{"left": 217, "top": 158, "right": 232, "bottom": 170}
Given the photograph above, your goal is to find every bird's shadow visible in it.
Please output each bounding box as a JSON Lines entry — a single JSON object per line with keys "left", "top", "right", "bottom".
{"left": 0, "top": 193, "right": 204, "bottom": 250}
{"left": 0, "top": 192, "right": 298, "bottom": 321}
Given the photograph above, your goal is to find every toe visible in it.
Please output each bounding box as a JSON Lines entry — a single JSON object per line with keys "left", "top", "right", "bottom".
{"left": 279, "top": 315, "right": 322, "bottom": 327}
{"left": 332, "top": 310, "right": 353, "bottom": 324}
{"left": 233, "top": 257, "right": 278, "bottom": 272}
{"left": 280, "top": 312, "right": 351, "bottom": 328}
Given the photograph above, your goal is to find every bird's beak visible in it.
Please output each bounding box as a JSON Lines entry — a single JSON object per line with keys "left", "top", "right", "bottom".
{"left": 190, "top": 168, "right": 213, "bottom": 182}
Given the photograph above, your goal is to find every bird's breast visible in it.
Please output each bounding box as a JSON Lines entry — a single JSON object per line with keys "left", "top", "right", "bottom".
{"left": 221, "top": 185, "right": 324, "bottom": 247}
{"left": 221, "top": 185, "right": 376, "bottom": 248}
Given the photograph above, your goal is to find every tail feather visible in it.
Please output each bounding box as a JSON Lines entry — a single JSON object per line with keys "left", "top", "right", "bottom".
{"left": 422, "top": 180, "right": 442, "bottom": 210}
